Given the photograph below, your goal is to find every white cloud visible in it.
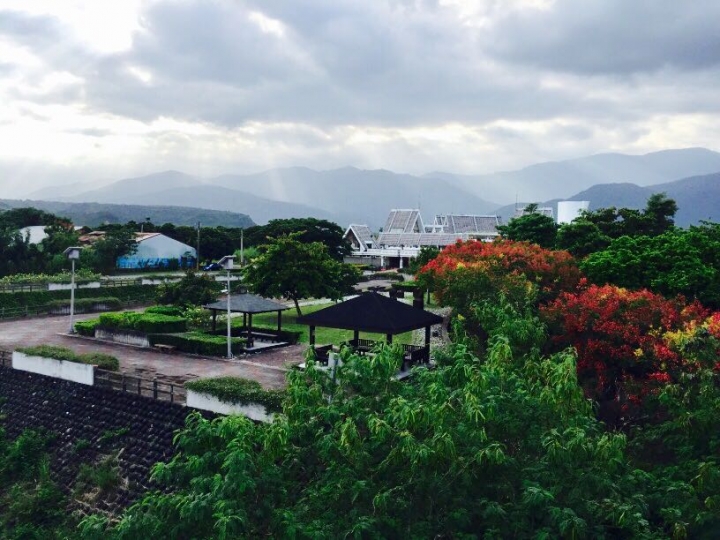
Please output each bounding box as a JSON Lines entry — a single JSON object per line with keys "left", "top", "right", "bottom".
{"left": 0, "top": 0, "right": 718, "bottom": 195}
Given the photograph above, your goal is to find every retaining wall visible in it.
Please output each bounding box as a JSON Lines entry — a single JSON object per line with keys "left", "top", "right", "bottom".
{"left": 12, "top": 350, "right": 95, "bottom": 385}
{"left": 186, "top": 389, "right": 273, "bottom": 422}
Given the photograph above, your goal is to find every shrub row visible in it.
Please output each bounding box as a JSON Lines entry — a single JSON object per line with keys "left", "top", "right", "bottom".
{"left": 0, "top": 285, "right": 154, "bottom": 315}
{"left": 74, "top": 319, "right": 101, "bottom": 337}
{"left": 98, "top": 311, "right": 187, "bottom": 334}
{"left": 0, "top": 270, "right": 102, "bottom": 285}
{"left": 148, "top": 332, "right": 246, "bottom": 357}
{"left": 184, "top": 376, "right": 284, "bottom": 412}
{"left": 16, "top": 345, "right": 120, "bottom": 371}
{"left": 144, "top": 305, "right": 184, "bottom": 317}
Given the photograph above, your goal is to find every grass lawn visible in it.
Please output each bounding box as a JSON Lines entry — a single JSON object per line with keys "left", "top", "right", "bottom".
{"left": 242, "top": 302, "right": 416, "bottom": 346}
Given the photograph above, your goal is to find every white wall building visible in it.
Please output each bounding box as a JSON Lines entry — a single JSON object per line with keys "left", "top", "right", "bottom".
{"left": 557, "top": 201, "right": 590, "bottom": 224}
{"left": 117, "top": 233, "right": 196, "bottom": 269}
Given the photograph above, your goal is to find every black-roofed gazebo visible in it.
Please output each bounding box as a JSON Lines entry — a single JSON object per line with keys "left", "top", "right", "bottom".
{"left": 297, "top": 292, "right": 443, "bottom": 366}
{"left": 203, "top": 293, "right": 289, "bottom": 347}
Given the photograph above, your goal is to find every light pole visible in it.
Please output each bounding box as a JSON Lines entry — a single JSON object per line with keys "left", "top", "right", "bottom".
{"left": 63, "top": 247, "right": 82, "bottom": 334}
{"left": 218, "top": 255, "right": 235, "bottom": 359}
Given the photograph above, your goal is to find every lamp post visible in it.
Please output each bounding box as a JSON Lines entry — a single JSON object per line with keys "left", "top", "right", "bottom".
{"left": 218, "top": 255, "right": 236, "bottom": 359}
{"left": 63, "top": 247, "right": 82, "bottom": 334}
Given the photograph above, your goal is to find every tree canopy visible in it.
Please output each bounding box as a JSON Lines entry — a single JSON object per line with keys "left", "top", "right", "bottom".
{"left": 244, "top": 218, "right": 350, "bottom": 261}
{"left": 242, "top": 234, "right": 359, "bottom": 315}
{"left": 497, "top": 205, "right": 558, "bottom": 248}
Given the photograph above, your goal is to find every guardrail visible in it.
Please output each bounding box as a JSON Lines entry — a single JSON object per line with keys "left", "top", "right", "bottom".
{"left": 94, "top": 369, "right": 186, "bottom": 405}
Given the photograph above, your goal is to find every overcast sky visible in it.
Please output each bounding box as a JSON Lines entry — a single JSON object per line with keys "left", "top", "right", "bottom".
{"left": 1, "top": 0, "right": 719, "bottom": 195}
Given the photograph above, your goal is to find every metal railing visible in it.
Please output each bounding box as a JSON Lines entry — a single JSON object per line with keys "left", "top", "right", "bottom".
{"left": 94, "top": 369, "right": 186, "bottom": 405}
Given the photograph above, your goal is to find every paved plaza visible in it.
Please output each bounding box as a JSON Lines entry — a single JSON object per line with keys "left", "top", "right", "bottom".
{"left": 0, "top": 313, "right": 304, "bottom": 389}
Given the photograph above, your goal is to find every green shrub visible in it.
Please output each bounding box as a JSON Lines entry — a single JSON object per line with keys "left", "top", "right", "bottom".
{"left": 0, "top": 270, "right": 101, "bottom": 285}
{"left": 391, "top": 281, "right": 420, "bottom": 291}
{"left": 15, "top": 345, "right": 120, "bottom": 371}
{"left": 149, "top": 332, "right": 246, "bottom": 356}
{"left": 145, "top": 305, "right": 184, "bottom": 317}
{"left": 98, "top": 311, "right": 187, "bottom": 333}
{"left": 185, "top": 376, "right": 284, "bottom": 412}
{"left": 80, "top": 353, "right": 119, "bottom": 371}
{"left": 74, "top": 319, "right": 101, "bottom": 336}
{"left": 133, "top": 314, "right": 187, "bottom": 333}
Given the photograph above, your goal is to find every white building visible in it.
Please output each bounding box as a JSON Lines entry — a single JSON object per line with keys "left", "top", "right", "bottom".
{"left": 557, "top": 201, "right": 590, "bottom": 224}
{"left": 116, "top": 233, "right": 197, "bottom": 269}
{"left": 18, "top": 225, "right": 48, "bottom": 245}
{"left": 344, "top": 209, "right": 501, "bottom": 268}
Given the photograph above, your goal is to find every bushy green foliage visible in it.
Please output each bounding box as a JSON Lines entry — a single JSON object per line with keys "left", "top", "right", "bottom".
{"left": 497, "top": 205, "right": 558, "bottom": 247}
{"left": 144, "top": 305, "right": 184, "bottom": 317}
{"left": 148, "top": 332, "right": 246, "bottom": 356}
{"left": 74, "top": 319, "right": 101, "bottom": 336}
{"left": 0, "top": 284, "right": 153, "bottom": 318}
{"left": 0, "top": 269, "right": 101, "bottom": 285}
{"left": 155, "top": 270, "right": 221, "bottom": 308}
{"left": 244, "top": 233, "right": 360, "bottom": 315}
{"left": 97, "top": 311, "right": 187, "bottom": 334}
{"left": 185, "top": 377, "right": 284, "bottom": 412}
{"left": 16, "top": 345, "right": 120, "bottom": 371}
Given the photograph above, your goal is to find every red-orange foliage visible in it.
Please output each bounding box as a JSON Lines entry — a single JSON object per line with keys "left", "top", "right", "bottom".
{"left": 541, "top": 284, "right": 709, "bottom": 411}
{"left": 417, "top": 239, "right": 581, "bottom": 310}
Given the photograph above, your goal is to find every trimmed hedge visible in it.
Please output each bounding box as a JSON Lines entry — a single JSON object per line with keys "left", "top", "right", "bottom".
{"left": 98, "top": 311, "right": 187, "bottom": 333}
{"left": 185, "top": 376, "right": 284, "bottom": 412}
{"left": 0, "top": 284, "right": 154, "bottom": 317}
{"left": 144, "top": 305, "right": 184, "bottom": 317}
{"left": 148, "top": 332, "right": 246, "bottom": 357}
{"left": 15, "top": 345, "right": 119, "bottom": 371}
{"left": 74, "top": 319, "right": 101, "bottom": 336}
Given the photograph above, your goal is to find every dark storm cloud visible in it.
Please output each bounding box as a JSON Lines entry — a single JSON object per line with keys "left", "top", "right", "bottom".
{"left": 485, "top": 0, "right": 720, "bottom": 75}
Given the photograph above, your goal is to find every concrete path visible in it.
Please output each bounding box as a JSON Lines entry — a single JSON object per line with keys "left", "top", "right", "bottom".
{"left": 0, "top": 313, "right": 302, "bottom": 389}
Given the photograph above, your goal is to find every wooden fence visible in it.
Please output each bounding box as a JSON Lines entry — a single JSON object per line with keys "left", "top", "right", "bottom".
{"left": 94, "top": 369, "right": 186, "bottom": 405}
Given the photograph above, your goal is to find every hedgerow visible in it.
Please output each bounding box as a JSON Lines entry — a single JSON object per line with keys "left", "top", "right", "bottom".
{"left": 185, "top": 376, "right": 284, "bottom": 412}
{"left": 15, "top": 345, "right": 120, "bottom": 371}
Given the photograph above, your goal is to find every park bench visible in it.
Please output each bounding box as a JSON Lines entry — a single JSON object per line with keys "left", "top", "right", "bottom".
{"left": 154, "top": 344, "right": 176, "bottom": 354}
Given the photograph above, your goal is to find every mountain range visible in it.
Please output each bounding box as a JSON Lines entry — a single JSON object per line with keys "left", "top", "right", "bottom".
{"left": 23, "top": 147, "right": 720, "bottom": 229}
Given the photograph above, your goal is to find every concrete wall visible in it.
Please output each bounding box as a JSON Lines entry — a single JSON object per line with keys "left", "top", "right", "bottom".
{"left": 48, "top": 281, "right": 101, "bottom": 291}
{"left": 186, "top": 389, "right": 273, "bottom": 423}
{"left": 96, "top": 328, "right": 150, "bottom": 348}
{"left": 12, "top": 351, "right": 95, "bottom": 386}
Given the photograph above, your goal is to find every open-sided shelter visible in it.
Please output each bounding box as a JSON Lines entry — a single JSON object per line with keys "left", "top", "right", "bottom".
{"left": 297, "top": 292, "right": 443, "bottom": 364}
{"left": 203, "top": 293, "right": 289, "bottom": 346}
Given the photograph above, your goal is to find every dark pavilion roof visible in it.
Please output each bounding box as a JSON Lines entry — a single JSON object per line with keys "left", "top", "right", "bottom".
{"left": 297, "top": 292, "right": 443, "bottom": 334}
{"left": 203, "top": 293, "right": 289, "bottom": 314}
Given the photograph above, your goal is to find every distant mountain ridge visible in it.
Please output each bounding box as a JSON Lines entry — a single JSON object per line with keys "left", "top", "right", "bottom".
{"left": 495, "top": 172, "right": 720, "bottom": 227}
{"left": 21, "top": 147, "right": 720, "bottom": 228}
{"left": 0, "top": 200, "right": 255, "bottom": 228}
{"left": 429, "top": 148, "right": 720, "bottom": 204}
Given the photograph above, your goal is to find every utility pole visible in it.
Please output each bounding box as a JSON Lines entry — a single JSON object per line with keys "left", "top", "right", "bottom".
{"left": 196, "top": 221, "right": 201, "bottom": 270}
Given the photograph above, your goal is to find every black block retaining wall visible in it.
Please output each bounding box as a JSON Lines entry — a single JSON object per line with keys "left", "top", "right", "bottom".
{"left": 0, "top": 366, "right": 211, "bottom": 517}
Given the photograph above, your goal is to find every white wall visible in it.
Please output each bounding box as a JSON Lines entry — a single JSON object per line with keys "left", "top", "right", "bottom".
{"left": 95, "top": 328, "right": 150, "bottom": 348}
{"left": 12, "top": 351, "right": 95, "bottom": 386}
{"left": 48, "top": 281, "right": 101, "bottom": 291}
{"left": 557, "top": 201, "right": 590, "bottom": 224}
{"left": 186, "top": 389, "right": 274, "bottom": 422}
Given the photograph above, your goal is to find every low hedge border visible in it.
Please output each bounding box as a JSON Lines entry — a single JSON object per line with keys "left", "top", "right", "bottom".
{"left": 16, "top": 345, "right": 120, "bottom": 371}
{"left": 148, "top": 332, "right": 247, "bottom": 357}
{"left": 74, "top": 319, "right": 101, "bottom": 337}
{"left": 98, "top": 311, "right": 187, "bottom": 334}
{"left": 0, "top": 285, "right": 155, "bottom": 315}
{"left": 48, "top": 297, "right": 122, "bottom": 311}
{"left": 185, "top": 376, "right": 284, "bottom": 412}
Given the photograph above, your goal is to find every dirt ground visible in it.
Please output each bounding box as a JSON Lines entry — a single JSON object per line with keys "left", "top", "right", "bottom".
{"left": 0, "top": 313, "right": 306, "bottom": 389}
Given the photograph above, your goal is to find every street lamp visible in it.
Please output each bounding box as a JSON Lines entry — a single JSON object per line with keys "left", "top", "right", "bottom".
{"left": 218, "top": 255, "right": 236, "bottom": 359}
{"left": 63, "top": 247, "right": 82, "bottom": 334}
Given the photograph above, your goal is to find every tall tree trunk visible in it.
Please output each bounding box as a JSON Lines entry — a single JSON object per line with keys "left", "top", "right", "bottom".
{"left": 293, "top": 297, "right": 302, "bottom": 317}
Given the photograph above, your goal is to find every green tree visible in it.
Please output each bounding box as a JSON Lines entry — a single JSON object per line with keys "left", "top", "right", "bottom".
{"left": 156, "top": 271, "right": 222, "bottom": 308}
{"left": 243, "top": 234, "right": 359, "bottom": 315}
{"left": 244, "top": 218, "right": 350, "bottom": 260}
{"left": 84, "top": 228, "right": 138, "bottom": 274}
{"left": 497, "top": 205, "right": 558, "bottom": 248}
{"left": 556, "top": 219, "right": 611, "bottom": 258}
{"left": 409, "top": 245, "right": 440, "bottom": 274}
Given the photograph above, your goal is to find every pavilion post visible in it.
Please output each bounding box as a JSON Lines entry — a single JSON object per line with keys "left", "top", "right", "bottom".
{"left": 248, "top": 313, "right": 253, "bottom": 347}
{"left": 353, "top": 329, "right": 359, "bottom": 346}
{"left": 277, "top": 310, "right": 282, "bottom": 333}
{"left": 243, "top": 312, "right": 247, "bottom": 329}
{"left": 386, "top": 333, "right": 393, "bottom": 345}
{"left": 309, "top": 326, "right": 316, "bottom": 347}
{"left": 212, "top": 311, "right": 217, "bottom": 332}
{"left": 425, "top": 326, "right": 431, "bottom": 363}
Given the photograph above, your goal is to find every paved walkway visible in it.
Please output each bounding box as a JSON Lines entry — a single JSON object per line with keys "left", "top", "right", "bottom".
{"left": 0, "top": 313, "right": 303, "bottom": 389}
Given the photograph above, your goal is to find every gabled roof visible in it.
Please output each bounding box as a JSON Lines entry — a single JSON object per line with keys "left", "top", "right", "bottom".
{"left": 297, "top": 292, "right": 442, "bottom": 334}
{"left": 383, "top": 209, "right": 423, "bottom": 233}
{"left": 344, "top": 224, "right": 375, "bottom": 252}
{"left": 203, "top": 293, "right": 289, "bottom": 314}
{"left": 437, "top": 214, "right": 501, "bottom": 235}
